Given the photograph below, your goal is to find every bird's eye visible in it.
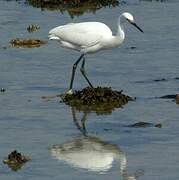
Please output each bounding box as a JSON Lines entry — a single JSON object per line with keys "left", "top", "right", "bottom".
{"left": 126, "top": 19, "right": 131, "bottom": 23}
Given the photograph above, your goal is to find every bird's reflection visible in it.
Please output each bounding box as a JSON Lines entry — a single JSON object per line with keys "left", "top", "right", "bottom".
{"left": 71, "top": 107, "right": 88, "bottom": 136}
{"left": 51, "top": 136, "right": 126, "bottom": 173}
{"left": 50, "top": 108, "right": 143, "bottom": 179}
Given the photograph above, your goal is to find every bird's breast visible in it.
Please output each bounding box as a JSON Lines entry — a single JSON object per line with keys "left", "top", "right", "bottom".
{"left": 101, "top": 36, "right": 124, "bottom": 49}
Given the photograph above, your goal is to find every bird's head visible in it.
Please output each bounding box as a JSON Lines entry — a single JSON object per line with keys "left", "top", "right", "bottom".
{"left": 123, "top": 12, "right": 134, "bottom": 23}
{"left": 121, "top": 12, "right": 143, "bottom": 33}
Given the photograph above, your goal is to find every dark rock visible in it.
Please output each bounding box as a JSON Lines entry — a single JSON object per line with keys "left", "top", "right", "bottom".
{"left": 130, "top": 46, "right": 136, "bottom": 49}
{"left": 153, "top": 78, "right": 167, "bottom": 82}
{"left": 159, "top": 94, "right": 179, "bottom": 104}
{"left": 159, "top": 94, "right": 176, "bottom": 99}
{"left": 127, "top": 121, "right": 162, "bottom": 128}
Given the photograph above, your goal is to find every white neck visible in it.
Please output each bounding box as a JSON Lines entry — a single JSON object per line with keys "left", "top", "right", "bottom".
{"left": 117, "top": 17, "right": 125, "bottom": 40}
{"left": 101, "top": 17, "right": 125, "bottom": 49}
{"left": 108, "top": 20, "right": 125, "bottom": 48}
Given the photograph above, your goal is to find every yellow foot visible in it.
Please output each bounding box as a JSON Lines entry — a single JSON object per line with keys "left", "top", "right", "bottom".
{"left": 66, "top": 89, "right": 73, "bottom": 95}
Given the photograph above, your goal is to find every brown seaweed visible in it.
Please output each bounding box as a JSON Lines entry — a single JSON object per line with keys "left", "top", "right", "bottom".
{"left": 10, "top": 38, "right": 47, "bottom": 48}
{"left": 27, "top": 24, "right": 40, "bottom": 33}
{"left": 26, "top": 0, "right": 119, "bottom": 18}
{"left": 60, "top": 86, "right": 133, "bottom": 114}
{"left": 3, "top": 150, "right": 30, "bottom": 171}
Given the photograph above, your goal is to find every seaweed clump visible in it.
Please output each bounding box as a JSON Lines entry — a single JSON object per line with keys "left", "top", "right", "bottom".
{"left": 3, "top": 150, "right": 30, "bottom": 171}
{"left": 60, "top": 87, "right": 132, "bottom": 114}
{"left": 27, "top": 24, "right": 40, "bottom": 33}
{"left": 26, "top": 0, "right": 119, "bottom": 18}
{"left": 10, "top": 38, "right": 47, "bottom": 48}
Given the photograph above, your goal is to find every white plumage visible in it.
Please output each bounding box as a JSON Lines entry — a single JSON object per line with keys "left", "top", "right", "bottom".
{"left": 49, "top": 12, "right": 143, "bottom": 94}
{"left": 49, "top": 22, "right": 115, "bottom": 53}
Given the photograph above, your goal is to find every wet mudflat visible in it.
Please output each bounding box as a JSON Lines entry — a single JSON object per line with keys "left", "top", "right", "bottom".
{"left": 0, "top": 0, "right": 179, "bottom": 180}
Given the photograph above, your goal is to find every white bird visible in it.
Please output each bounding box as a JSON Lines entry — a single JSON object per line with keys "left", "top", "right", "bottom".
{"left": 49, "top": 12, "right": 143, "bottom": 94}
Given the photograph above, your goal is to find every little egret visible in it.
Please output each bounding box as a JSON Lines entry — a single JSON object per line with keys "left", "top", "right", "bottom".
{"left": 49, "top": 12, "right": 143, "bottom": 94}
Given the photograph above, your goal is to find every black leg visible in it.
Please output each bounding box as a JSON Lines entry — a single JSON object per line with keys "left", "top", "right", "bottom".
{"left": 80, "top": 57, "right": 94, "bottom": 88}
{"left": 69, "top": 54, "right": 84, "bottom": 91}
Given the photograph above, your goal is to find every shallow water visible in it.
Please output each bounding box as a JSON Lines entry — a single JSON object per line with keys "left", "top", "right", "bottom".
{"left": 0, "top": 0, "right": 179, "bottom": 179}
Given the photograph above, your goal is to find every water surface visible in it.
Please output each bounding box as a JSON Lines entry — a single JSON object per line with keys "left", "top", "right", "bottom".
{"left": 0, "top": 0, "right": 179, "bottom": 180}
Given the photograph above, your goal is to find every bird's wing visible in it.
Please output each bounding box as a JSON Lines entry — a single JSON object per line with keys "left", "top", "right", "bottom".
{"left": 49, "top": 22, "right": 112, "bottom": 48}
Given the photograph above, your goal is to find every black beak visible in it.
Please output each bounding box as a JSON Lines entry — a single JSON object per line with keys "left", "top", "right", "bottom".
{"left": 128, "top": 20, "right": 143, "bottom": 33}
